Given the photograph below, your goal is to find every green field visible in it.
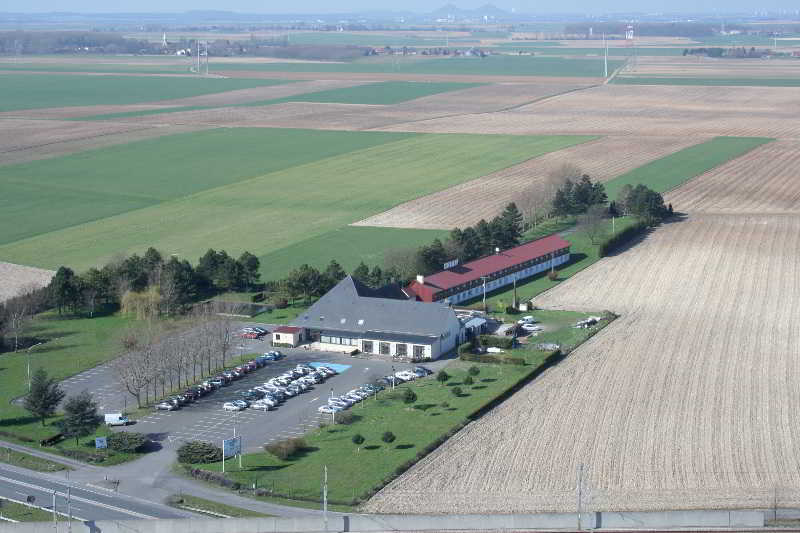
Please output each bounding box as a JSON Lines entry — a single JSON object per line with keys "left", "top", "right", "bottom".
{"left": 221, "top": 55, "right": 622, "bottom": 77}
{"left": 0, "top": 446, "right": 70, "bottom": 472}
{"left": 0, "top": 128, "right": 413, "bottom": 245}
{"left": 80, "top": 81, "right": 483, "bottom": 120}
{"left": 258, "top": 226, "right": 449, "bottom": 281}
{"left": 0, "top": 74, "right": 292, "bottom": 111}
{"left": 604, "top": 136, "right": 773, "bottom": 199}
{"left": 0, "top": 130, "right": 591, "bottom": 274}
{"left": 613, "top": 76, "right": 800, "bottom": 87}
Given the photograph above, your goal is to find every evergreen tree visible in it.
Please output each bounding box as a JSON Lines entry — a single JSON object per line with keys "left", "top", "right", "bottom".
{"left": 23, "top": 368, "right": 65, "bottom": 426}
{"left": 49, "top": 266, "right": 80, "bottom": 315}
{"left": 369, "top": 265, "right": 384, "bottom": 288}
{"left": 352, "top": 261, "right": 370, "bottom": 282}
{"left": 323, "top": 260, "right": 347, "bottom": 284}
{"left": 59, "top": 390, "right": 103, "bottom": 445}
{"left": 237, "top": 252, "right": 261, "bottom": 289}
{"left": 287, "top": 264, "right": 324, "bottom": 302}
{"left": 460, "top": 227, "right": 483, "bottom": 261}
{"left": 551, "top": 189, "right": 572, "bottom": 218}
{"left": 475, "top": 219, "right": 493, "bottom": 252}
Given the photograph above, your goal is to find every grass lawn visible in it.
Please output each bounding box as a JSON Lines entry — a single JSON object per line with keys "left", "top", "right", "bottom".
{"left": 167, "top": 494, "right": 273, "bottom": 518}
{"left": 184, "top": 312, "right": 610, "bottom": 509}
{"left": 603, "top": 136, "right": 773, "bottom": 199}
{"left": 222, "top": 55, "right": 623, "bottom": 77}
{"left": 613, "top": 76, "right": 800, "bottom": 87}
{"left": 0, "top": 132, "right": 591, "bottom": 272}
{"left": 0, "top": 74, "right": 292, "bottom": 111}
{"left": 257, "top": 226, "right": 449, "bottom": 281}
{"left": 0, "top": 499, "right": 54, "bottom": 522}
{"left": 0, "top": 446, "right": 70, "bottom": 472}
{"left": 0, "top": 128, "right": 412, "bottom": 246}
{"left": 251, "top": 302, "right": 309, "bottom": 325}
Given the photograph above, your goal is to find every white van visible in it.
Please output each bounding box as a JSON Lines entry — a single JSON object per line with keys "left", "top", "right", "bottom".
{"left": 104, "top": 413, "right": 129, "bottom": 426}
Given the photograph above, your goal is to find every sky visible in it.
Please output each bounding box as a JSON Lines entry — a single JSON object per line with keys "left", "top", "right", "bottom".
{"left": 5, "top": 0, "right": 800, "bottom": 14}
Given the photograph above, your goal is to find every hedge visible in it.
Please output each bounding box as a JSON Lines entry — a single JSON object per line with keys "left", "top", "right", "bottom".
{"left": 107, "top": 431, "right": 148, "bottom": 453}
{"left": 599, "top": 221, "right": 649, "bottom": 257}
{"left": 479, "top": 335, "right": 514, "bottom": 349}
{"left": 271, "top": 342, "right": 294, "bottom": 348}
{"left": 177, "top": 441, "right": 222, "bottom": 464}
{"left": 460, "top": 353, "right": 525, "bottom": 365}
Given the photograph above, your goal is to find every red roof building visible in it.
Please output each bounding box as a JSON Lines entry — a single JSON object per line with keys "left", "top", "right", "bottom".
{"left": 406, "top": 234, "right": 571, "bottom": 304}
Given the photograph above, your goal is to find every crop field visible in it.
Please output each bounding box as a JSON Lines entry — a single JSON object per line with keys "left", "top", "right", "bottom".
{"left": 666, "top": 140, "right": 800, "bottom": 214}
{"left": 614, "top": 56, "right": 800, "bottom": 86}
{"left": 355, "top": 135, "right": 701, "bottom": 230}
{"left": 218, "top": 55, "right": 623, "bottom": 78}
{"left": 377, "top": 84, "right": 800, "bottom": 138}
{"left": 0, "top": 73, "right": 293, "bottom": 112}
{"left": 366, "top": 209, "right": 800, "bottom": 513}
{"left": 0, "top": 262, "right": 54, "bottom": 302}
{"left": 0, "top": 130, "right": 587, "bottom": 273}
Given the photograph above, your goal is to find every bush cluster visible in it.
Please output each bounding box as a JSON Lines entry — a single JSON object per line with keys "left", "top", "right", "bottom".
{"left": 402, "top": 389, "right": 417, "bottom": 404}
{"left": 271, "top": 342, "right": 294, "bottom": 349}
{"left": 187, "top": 468, "right": 241, "bottom": 490}
{"left": 177, "top": 441, "right": 222, "bottom": 464}
{"left": 107, "top": 431, "right": 148, "bottom": 453}
{"left": 598, "top": 221, "right": 649, "bottom": 257}
{"left": 460, "top": 353, "right": 525, "bottom": 365}
{"left": 264, "top": 437, "right": 306, "bottom": 460}
{"left": 335, "top": 411, "right": 355, "bottom": 425}
{"left": 56, "top": 448, "right": 107, "bottom": 463}
{"left": 0, "top": 431, "right": 35, "bottom": 443}
{"left": 478, "top": 335, "right": 514, "bottom": 349}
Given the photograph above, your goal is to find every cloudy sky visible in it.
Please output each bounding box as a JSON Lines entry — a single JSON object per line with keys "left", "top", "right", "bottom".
{"left": 5, "top": 0, "right": 798, "bottom": 13}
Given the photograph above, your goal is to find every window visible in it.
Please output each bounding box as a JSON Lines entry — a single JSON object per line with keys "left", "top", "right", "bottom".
{"left": 396, "top": 344, "right": 407, "bottom": 357}
{"left": 362, "top": 341, "right": 373, "bottom": 353}
{"left": 274, "top": 334, "right": 281, "bottom": 341}
{"left": 321, "top": 335, "right": 331, "bottom": 343}
{"left": 413, "top": 345, "right": 425, "bottom": 358}
{"left": 379, "top": 342, "right": 390, "bottom": 355}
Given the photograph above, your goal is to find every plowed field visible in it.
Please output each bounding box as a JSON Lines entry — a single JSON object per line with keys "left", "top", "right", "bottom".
{"left": 0, "top": 262, "right": 55, "bottom": 302}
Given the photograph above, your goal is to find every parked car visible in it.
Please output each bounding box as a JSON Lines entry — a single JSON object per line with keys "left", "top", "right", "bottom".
{"left": 251, "top": 401, "right": 273, "bottom": 411}
{"left": 414, "top": 366, "right": 433, "bottom": 376}
{"left": 223, "top": 402, "right": 245, "bottom": 412}
{"left": 521, "top": 323, "right": 543, "bottom": 332}
{"left": 155, "top": 402, "right": 177, "bottom": 411}
{"left": 318, "top": 405, "right": 343, "bottom": 414}
{"left": 104, "top": 413, "right": 130, "bottom": 426}
{"left": 395, "top": 370, "right": 417, "bottom": 381}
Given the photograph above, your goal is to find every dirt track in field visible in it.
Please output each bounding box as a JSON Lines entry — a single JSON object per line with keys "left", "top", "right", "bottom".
{"left": 354, "top": 135, "right": 703, "bottom": 229}
{"left": 0, "top": 262, "right": 55, "bottom": 302}
{"left": 365, "top": 210, "right": 800, "bottom": 513}
{"left": 374, "top": 84, "right": 800, "bottom": 139}
{"left": 0, "top": 119, "right": 210, "bottom": 166}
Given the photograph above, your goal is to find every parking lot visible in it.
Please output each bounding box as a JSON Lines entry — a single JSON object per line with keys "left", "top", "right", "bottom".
{"left": 131, "top": 347, "right": 441, "bottom": 452}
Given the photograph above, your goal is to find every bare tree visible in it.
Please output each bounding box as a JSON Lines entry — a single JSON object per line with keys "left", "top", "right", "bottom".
{"left": 579, "top": 204, "right": 608, "bottom": 245}
{"left": 3, "top": 284, "right": 40, "bottom": 352}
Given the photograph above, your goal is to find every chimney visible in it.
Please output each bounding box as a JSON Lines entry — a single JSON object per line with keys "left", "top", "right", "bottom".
{"left": 495, "top": 247, "right": 500, "bottom": 254}
{"left": 416, "top": 274, "right": 425, "bottom": 284}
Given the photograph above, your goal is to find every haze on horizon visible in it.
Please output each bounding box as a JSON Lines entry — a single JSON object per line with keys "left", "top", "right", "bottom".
{"left": 5, "top": 0, "right": 800, "bottom": 15}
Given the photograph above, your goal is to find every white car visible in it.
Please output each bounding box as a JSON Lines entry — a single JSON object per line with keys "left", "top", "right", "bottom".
{"left": 223, "top": 402, "right": 245, "bottom": 411}
{"left": 395, "top": 370, "right": 417, "bottom": 381}
{"left": 251, "top": 401, "right": 273, "bottom": 411}
{"left": 486, "top": 347, "right": 505, "bottom": 354}
{"left": 318, "top": 405, "right": 343, "bottom": 414}
{"left": 521, "top": 323, "right": 543, "bottom": 332}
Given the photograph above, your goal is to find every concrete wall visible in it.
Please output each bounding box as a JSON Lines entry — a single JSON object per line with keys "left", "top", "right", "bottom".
{"left": 0, "top": 509, "right": 765, "bottom": 533}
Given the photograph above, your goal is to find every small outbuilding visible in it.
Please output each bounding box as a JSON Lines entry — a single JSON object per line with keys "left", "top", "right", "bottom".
{"left": 272, "top": 326, "right": 303, "bottom": 347}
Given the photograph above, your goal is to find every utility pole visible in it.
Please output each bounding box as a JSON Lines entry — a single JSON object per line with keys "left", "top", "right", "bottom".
{"left": 603, "top": 33, "right": 608, "bottom": 78}
{"left": 481, "top": 276, "right": 488, "bottom": 312}
{"left": 576, "top": 464, "right": 584, "bottom": 530}
{"left": 67, "top": 486, "right": 72, "bottom": 533}
{"left": 52, "top": 490, "right": 57, "bottom": 532}
{"left": 323, "top": 466, "right": 328, "bottom": 532}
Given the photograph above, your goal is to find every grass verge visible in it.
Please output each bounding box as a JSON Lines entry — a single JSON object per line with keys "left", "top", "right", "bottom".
{"left": 167, "top": 494, "right": 273, "bottom": 518}
{"left": 0, "top": 499, "right": 54, "bottom": 522}
{"left": 0, "top": 446, "right": 70, "bottom": 472}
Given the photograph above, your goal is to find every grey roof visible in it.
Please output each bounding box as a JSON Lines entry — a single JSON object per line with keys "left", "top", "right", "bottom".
{"left": 293, "top": 276, "right": 457, "bottom": 338}
{"left": 463, "top": 317, "right": 487, "bottom": 329}
{"left": 363, "top": 331, "right": 437, "bottom": 344}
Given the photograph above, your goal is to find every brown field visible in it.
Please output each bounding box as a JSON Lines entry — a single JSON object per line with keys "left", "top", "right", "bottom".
{"left": 365, "top": 210, "right": 800, "bottom": 513}
{"left": 620, "top": 56, "right": 800, "bottom": 78}
{"left": 216, "top": 70, "right": 604, "bottom": 84}
{"left": 354, "top": 135, "right": 703, "bottom": 229}
{"left": 375, "top": 84, "right": 800, "bottom": 138}
{"left": 666, "top": 140, "right": 800, "bottom": 214}
{"left": 0, "top": 262, "right": 55, "bottom": 302}
{"left": 0, "top": 118, "right": 209, "bottom": 166}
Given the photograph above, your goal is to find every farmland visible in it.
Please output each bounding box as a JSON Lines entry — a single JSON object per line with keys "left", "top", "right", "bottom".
{"left": 0, "top": 73, "right": 292, "bottom": 112}
{"left": 0, "top": 130, "right": 588, "bottom": 272}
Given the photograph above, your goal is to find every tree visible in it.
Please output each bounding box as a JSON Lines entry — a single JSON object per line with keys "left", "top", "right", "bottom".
{"left": 352, "top": 434, "right": 365, "bottom": 446}
{"left": 626, "top": 184, "right": 668, "bottom": 225}
{"left": 460, "top": 227, "right": 483, "bottom": 261}
{"left": 617, "top": 184, "right": 634, "bottom": 215}
{"left": 177, "top": 441, "right": 222, "bottom": 463}
{"left": 418, "top": 239, "right": 448, "bottom": 274}
{"left": 579, "top": 204, "right": 608, "bottom": 245}
{"left": 352, "top": 262, "right": 370, "bottom": 283}
{"left": 237, "top": 252, "right": 261, "bottom": 290}
{"left": 49, "top": 266, "right": 80, "bottom": 315}
{"left": 23, "top": 368, "right": 65, "bottom": 426}
{"left": 286, "top": 264, "right": 324, "bottom": 302}
{"left": 402, "top": 388, "right": 417, "bottom": 404}
{"left": 381, "top": 431, "right": 396, "bottom": 444}
{"left": 436, "top": 370, "right": 450, "bottom": 383}
{"left": 464, "top": 375, "right": 474, "bottom": 385}
{"left": 451, "top": 386, "right": 463, "bottom": 397}
{"left": 468, "top": 366, "right": 480, "bottom": 376}
{"left": 107, "top": 431, "right": 148, "bottom": 453}
{"left": 499, "top": 202, "right": 523, "bottom": 246}
{"left": 59, "top": 390, "right": 103, "bottom": 445}
{"left": 368, "top": 265, "right": 384, "bottom": 289}
{"left": 323, "top": 260, "right": 347, "bottom": 285}
{"left": 551, "top": 189, "right": 573, "bottom": 218}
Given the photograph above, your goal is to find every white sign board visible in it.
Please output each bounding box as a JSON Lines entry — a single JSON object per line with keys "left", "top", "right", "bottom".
{"left": 443, "top": 259, "right": 459, "bottom": 270}
{"left": 223, "top": 436, "right": 241, "bottom": 458}
{"left": 95, "top": 437, "right": 107, "bottom": 449}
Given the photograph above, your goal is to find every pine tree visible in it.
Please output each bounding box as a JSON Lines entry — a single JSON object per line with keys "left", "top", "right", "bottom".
{"left": 59, "top": 391, "right": 103, "bottom": 445}
{"left": 24, "top": 368, "right": 65, "bottom": 426}
{"left": 352, "top": 262, "right": 370, "bottom": 282}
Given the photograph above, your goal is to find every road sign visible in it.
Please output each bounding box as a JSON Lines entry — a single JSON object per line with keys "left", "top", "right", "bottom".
{"left": 222, "top": 436, "right": 241, "bottom": 458}
{"left": 95, "top": 437, "right": 107, "bottom": 449}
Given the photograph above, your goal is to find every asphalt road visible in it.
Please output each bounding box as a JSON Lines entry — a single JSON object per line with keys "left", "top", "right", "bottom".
{"left": 0, "top": 463, "right": 190, "bottom": 521}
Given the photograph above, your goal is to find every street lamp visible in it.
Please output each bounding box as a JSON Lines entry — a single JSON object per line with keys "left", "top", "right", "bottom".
{"left": 26, "top": 342, "right": 44, "bottom": 392}
{"left": 391, "top": 366, "right": 396, "bottom": 390}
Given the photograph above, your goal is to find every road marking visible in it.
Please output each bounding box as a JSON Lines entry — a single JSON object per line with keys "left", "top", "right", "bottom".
{"left": 0, "top": 475, "right": 155, "bottom": 519}
{"left": 309, "top": 397, "right": 319, "bottom": 403}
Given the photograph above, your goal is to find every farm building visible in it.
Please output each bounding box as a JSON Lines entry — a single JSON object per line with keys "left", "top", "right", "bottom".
{"left": 292, "top": 276, "right": 462, "bottom": 361}
{"left": 406, "top": 234, "right": 571, "bottom": 304}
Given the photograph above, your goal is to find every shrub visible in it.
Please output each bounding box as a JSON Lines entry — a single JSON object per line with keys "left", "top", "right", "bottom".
{"left": 547, "top": 270, "right": 558, "bottom": 281}
{"left": 352, "top": 434, "right": 365, "bottom": 445}
{"left": 107, "top": 431, "right": 148, "bottom": 453}
{"left": 457, "top": 342, "right": 473, "bottom": 355}
{"left": 451, "top": 386, "right": 463, "bottom": 397}
{"left": 251, "top": 292, "right": 265, "bottom": 303}
{"left": 464, "top": 376, "right": 474, "bottom": 386}
{"left": 273, "top": 298, "right": 288, "bottom": 309}
{"left": 335, "top": 411, "right": 355, "bottom": 425}
{"left": 478, "top": 335, "right": 514, "bottom": 349}
{"left": 271, "top": 342, "right": 294, "bottom": 348}
{"left": 402, "top": 389, "right": 417, "bottom": 404}
{"left": 56, "top": 448, "right": 107, "bottom": 463}
{"left": 440, "top": 401, "right": 450, "bottom": 408}
{"left": 0, "top": 431, "right": 34, "bottom": 443}
{"left": 382, "top": 431, "right": 396, "bottom": 443}
{"left": 177, "top": 441, "right": 222, "bottom": 464}
{"left": 187, "top": 468, "right": 241, "bottom": 490}
{"left": 598, "top": 221, "right": 649, "bottom": 257}
{"left": 264, "top": 437, "right": 307, "bottom": 460}
{"left": 468, "top": 366, "right": 480, "bottom": 376}
{"left": 436, "top": 370, "right": 450, "bottom": 383}
{"left": 505, "top": 305, "right": 520, "bottom": 314}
